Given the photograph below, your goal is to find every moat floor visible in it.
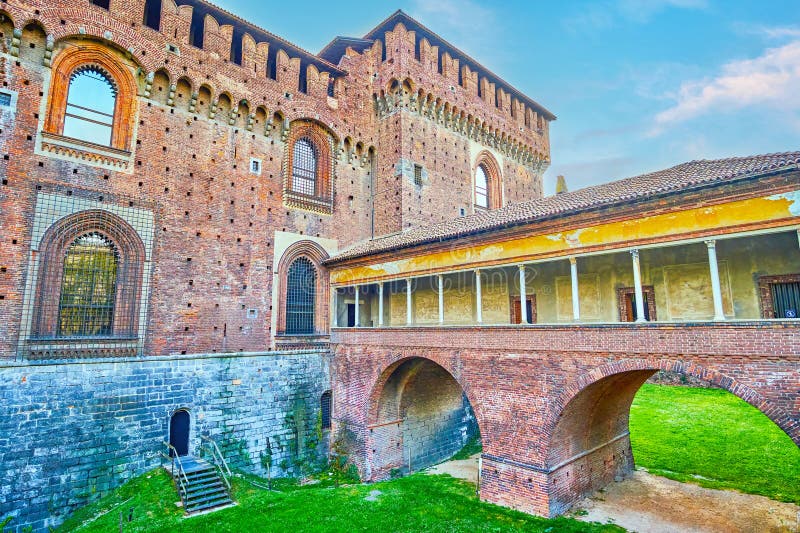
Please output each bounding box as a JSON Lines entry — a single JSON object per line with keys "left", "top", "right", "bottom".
{"left": 426, "top": 457, "right": 799, "bottom": 532}
{"left": 571, "top": 469, "right": 799, "bottom": 533}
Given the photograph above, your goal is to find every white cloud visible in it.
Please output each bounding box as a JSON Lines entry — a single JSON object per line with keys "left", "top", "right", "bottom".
{"left": 654, "top": 40, "right": 800, "bottom": 127}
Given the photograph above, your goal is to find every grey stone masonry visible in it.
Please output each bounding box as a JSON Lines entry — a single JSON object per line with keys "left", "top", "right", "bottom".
{"left": 0, "top": 350, "right": 330, "bottom": 532}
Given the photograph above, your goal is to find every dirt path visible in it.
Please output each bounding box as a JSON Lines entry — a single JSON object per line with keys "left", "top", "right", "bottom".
{"left": 425, "top": 456, "right": 799, "bottom": 532}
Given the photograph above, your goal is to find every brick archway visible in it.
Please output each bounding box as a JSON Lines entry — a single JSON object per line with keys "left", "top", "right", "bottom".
{"left": 546, "top": 358, "right": 796, "bottom": 444}
{"left": 543, "top": 359, "right": 798, "bottom": 516}
{"left": 274, "top": 240, "right": 330, "bottom": 336}
{"left": 473, "top": 150, "right": 503, "bottom": 209}
{"left": 364, "top": 355, "right": 482, "bottom": 480}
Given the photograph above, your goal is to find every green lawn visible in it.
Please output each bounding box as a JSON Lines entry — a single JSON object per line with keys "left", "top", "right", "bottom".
{"left": 56, "top": 384, "right": 800, "bottom": 532}
{"left": 630, "top": 384, "right": 800, "bottom": 503}
{"left": 57, "top": 470, "right": 618, "bottom": 532}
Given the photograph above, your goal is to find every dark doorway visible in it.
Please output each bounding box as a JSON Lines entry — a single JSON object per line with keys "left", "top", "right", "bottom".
{"left": 618, "top": 286, "right": 656, "bottom": 322}
{"left": 346, "top": 303, "right": 356, "bottom": 327}
{"left": 169, "top": 410, "right": 190, "bottom": 457}
{"left": 511, "top": 295, "right": 537, "bottom": 324}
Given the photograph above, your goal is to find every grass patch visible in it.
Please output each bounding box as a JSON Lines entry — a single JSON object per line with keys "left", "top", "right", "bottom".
{"left": 451, "top": 435, "right": 483, "bottom": 460}
{"left": 630, "top": 384, "right": 800, "bottom": 503}
{"left": 57, "top": 470, "right": 619, "bottom": 533}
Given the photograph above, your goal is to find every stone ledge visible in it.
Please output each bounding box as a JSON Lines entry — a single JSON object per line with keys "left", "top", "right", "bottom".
{"left": 39, "top": 131, "right": 133, "bottom": 172}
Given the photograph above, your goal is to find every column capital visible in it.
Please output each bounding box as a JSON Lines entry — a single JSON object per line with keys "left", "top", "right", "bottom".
{"left": 518, "top": 264, "right": 526, "bottom": 271}
{"left": 569, "top": 257, "right": 577, "bottom": 266}
{"left": 705, "top": 239, "right": 717, "bottom": 249}
{"left": 630, "top": 248, "right": 640, "bottom": 258}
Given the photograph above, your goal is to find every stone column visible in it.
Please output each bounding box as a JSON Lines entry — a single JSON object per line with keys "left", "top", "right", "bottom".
{"left": 354, "top": 285, "right": 360, "bottom": 327}
{"left": 378, "top": 282, "right": 384, "bottom": 327}
{"left": 570, "top": 257, "right": 580, "bottom": 322}
{"left": 706, "top": 240, "right": 726, "bottom": 321}
{"left": 518, "top": 265, "right": 528, "bottom": 324}
{"left": 331, "top": 287, "right": 338, "bottom": 328}
{"left": 438, "top": 274, "right": 445, "bottom": 324}
{"left": 406, "top": 278, "right": 413, "bottom": 325}
{"left": 631, "top": 249, "right": 647, "bottom": 322}
{"left": 475, "top": 269, "right": 483, "bottom": 324}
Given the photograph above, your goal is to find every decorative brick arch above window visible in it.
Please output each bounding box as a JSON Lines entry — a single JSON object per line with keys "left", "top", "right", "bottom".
{"left": 43, "top": 41, "right": 138, "bottom": 152}
{"left": 474, "top": 151, "right": 503, "bottom": 211}
{"left": 283, "top": 120, "right": 336, "bottom": 214}
{"left": 275, "top": 240, "right": 330, "bottom": 337}
{"left": 31, "top": 209, "right": 146, "bottom": 341}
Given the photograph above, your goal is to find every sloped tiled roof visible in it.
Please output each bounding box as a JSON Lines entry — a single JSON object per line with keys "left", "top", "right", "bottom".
{"left": 328, "top": 151, "right": 800, "bottom": 263}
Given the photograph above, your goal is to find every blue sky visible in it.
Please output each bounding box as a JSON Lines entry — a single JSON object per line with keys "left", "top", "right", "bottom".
{"left": 214, "top": 0, "right": 799, "bottom": 194}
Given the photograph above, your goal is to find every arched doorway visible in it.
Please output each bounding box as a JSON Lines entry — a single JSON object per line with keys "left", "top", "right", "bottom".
{"left": 368, "top": 358, "right": 479, "bottom": 479}
{"left": 169, "top": 409, "right": 190, "bottom": 457}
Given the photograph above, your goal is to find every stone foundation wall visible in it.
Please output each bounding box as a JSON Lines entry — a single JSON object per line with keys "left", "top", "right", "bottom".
{"left": 0, "top": 350, "right": 330, "bottom": 532}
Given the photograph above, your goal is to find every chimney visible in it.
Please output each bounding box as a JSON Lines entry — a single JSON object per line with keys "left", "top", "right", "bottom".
{"left": 555, "top": 175, "right": 568, "bottom": 194}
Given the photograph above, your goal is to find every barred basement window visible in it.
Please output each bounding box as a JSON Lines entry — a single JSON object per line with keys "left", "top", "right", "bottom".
{"left": 321, "top": 390, "right": 332, "bottom": 429}
{"left": 770, "top": 282, "right": 800, "bottom": 319}
{"left": 414, "top": 164, "right": 423, "bottom": 186}
{"left": 58, "top": 233, "right": 118, "bottom": 337}
{"left": 291, "top": 138, "right": 317, "bottom": 196}
{"left": 63, "top": 67, "right": 117, "bottom": 146}
{"left": 285, "top": 257, "right": 316, "bottom": 334}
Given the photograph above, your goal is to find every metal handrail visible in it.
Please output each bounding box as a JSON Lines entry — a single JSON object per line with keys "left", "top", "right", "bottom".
{"left": 163, "top": 441, "right": 190, "bottom": 506}
{"left": 201, "top": 436, "right": 232, "bottom": 491}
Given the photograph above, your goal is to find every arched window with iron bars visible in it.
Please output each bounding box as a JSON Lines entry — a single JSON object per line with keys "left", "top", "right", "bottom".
{"left": 285, "top": 257, "right": 317, "bottom": 334}
{"left": 291, "top": 138, "right": 318, "bottom": 196}
{"left": 58, "top": 232, "right": 119, "bottom": 337}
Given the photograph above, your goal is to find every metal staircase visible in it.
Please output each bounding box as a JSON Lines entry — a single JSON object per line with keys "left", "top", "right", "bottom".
{"left": 163, "top": 440, "right": 233, "bottom": 515}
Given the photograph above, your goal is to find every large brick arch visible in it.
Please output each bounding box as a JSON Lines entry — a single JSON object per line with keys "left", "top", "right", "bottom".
{"left": 545, "top": 358, "right": 798, "bottom": 446}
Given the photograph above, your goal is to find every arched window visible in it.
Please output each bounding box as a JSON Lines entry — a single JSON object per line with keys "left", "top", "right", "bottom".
{"left": 286, "top": 257, "right": 317, "bottom": 334}
{"left": 31, "top": 210, "right": 146, "bottom": 347}
{"left": 58, "top": 233, "right": 119, "bottom": 337}
{"left": 291, "top": 138, "right": 317, "bottom": 196}
{"left": 475, "top": 164, "right": 489, "bottom": 209}
{"left": 321, "top": 390, "right": 332, "bottom": 430}
{"left": 474, "top": 153, "right": 502, "bottom": 211}
{"left": 63, "top": 67, "right": 117, "bottom": 146}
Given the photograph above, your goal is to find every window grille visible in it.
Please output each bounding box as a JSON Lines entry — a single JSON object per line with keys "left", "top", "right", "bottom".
{"left": 475, "top": 164, "right": 488, "bottom": 208}
{"left": 63, "top": 67, "right": 117, "bottom": 146}
{"left": 292, "top": 138, "right": 317, "bottom": 196}
{"left": 770, "top": 282, "right": 800, "bottom": 318}
{"left": 58, "top": 233, "right": 118, "bottom": 337}
{"left": 0, "top": 92, "right": 11, "bottom": 107}
{"left": 321, "top": 390, "right": 332, "bottom": 429}
{"left": 286, "top": 257, "right": 316, "bottom": 334}
{"left": 414, "top": 164, "right": 423, "bottom": 186}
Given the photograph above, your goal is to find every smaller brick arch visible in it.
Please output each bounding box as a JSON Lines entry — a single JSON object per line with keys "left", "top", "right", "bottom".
{"left": 31, "top": 209, "right": 146, "bottom": 339}
{"left": 364, "top": 355, "right": 483, "bottom": 480}
{"left": 44, "top": 40, "right": 139, "bottom": 150}
{"left": 275, "top": 240, "right": 330, "bottom": 336}
{"left": 366, "top": 354, "right": 482, "bottom": 426}
{"left": 474, "top": 151, "right": 503, "bottom": 210}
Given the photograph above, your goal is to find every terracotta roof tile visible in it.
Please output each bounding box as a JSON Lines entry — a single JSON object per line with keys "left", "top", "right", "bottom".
{"left": 329, "top": 151, "right": 800, "bottom": 263}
